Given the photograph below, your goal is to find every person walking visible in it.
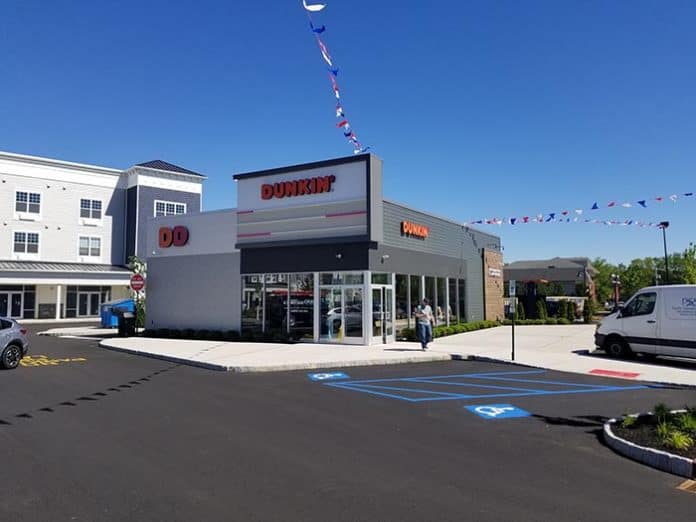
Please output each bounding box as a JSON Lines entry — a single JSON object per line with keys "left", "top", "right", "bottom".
{"left": 415, "top": 298, "right": 434, "bottom": 350}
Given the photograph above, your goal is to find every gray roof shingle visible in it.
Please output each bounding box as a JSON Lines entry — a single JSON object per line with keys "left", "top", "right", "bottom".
{"left": 0, "top": 260, "right": 132, "bottom": 274}
{"left": 136, "top": 160, "right": 204, "bottom": 177}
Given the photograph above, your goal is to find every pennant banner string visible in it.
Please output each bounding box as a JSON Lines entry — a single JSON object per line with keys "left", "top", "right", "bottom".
{"left": 464, "top": 191, "right": 693, "bottom": 228}
{"left": 302, "top": 1, "right": 370, "bottom": 154}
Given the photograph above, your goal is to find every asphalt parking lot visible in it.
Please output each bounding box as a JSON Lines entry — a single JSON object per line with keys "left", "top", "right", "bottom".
{"left": 2, "top": 326, "right": 695, "bottom": 521}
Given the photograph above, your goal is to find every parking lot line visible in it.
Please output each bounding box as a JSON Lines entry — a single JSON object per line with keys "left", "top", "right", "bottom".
{"left": 323, "top": 370, "right": 650, "bottom": 403}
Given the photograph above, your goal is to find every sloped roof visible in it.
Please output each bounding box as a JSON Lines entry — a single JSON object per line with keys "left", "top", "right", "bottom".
{"left": 136, "top": 160, "right": 204, "bottom": 177}
{"left": 505, "top": 257, "right": 587, "bottom": 270}
{"left": 0, "top": 260, "right": 131, "bottom": 274}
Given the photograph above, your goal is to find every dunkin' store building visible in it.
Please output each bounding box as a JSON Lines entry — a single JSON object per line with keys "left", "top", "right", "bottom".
{"left": 146, "top": 154, "right": 503, "bottom": 345}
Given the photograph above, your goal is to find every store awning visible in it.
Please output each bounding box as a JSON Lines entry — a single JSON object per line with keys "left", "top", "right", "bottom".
{"left": 0, "top": 260, "right": 132, "bottom": 286}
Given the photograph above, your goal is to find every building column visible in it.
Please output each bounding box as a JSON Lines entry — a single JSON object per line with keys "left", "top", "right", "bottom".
{"left": 55, "top": 285, "right": 62, "bottom": 320}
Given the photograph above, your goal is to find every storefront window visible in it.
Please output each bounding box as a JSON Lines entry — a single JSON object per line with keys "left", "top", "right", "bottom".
{"left": 344, "top": 288, "right": 363, "bottom": 338}
{"left": 436, "top": 277, "right": 446, "bottom": 326}
{"left": 289, "top": 273, "right": 314, "bottom": 339}
{"left": 395, "top": 274, "right": 409, "bottom": 335}
{"left": 409, "top": 275, "right": 421, "bottom": 321}
{"left": 242, "top": 275, "right": 264, "bottom": 334}
{"left": 344, "top": 273, "right": 364, "bottom": 285}
{"left": 320, "top": 272, "right": 364, "bottom": 285}
{"left": 425, "top": 276, "right": 435, "bottom": 311}
{"left": 457, "top": 279, "right": 466, "bottom": 322}
{"left": 448, "top": 278, "right": 458, "bottom": 324}
{"left": 371, "top": 272, "right": 390, "bottom": 284}
{"left": 264, "top": 273, "right": 288, "bottom": 334}
{"left": 320, "top": 287, "right": 342, "bottom": 339}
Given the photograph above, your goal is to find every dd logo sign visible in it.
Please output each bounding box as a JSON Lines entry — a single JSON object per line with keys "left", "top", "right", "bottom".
{"left": 159, "top": 226, "right": 189, "bottom": 248}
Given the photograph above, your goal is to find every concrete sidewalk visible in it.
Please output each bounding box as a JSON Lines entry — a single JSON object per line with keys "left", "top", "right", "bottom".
{"left": 97, "top": 325, "right": 696, "bottom": 385}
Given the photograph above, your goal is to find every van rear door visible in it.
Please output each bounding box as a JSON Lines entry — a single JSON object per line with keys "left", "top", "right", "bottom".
{"left": 620, "top": 291, "right": 658, "bottom": 354}
{"left": 658, "top": 287, "right": 696, "bottom": 358}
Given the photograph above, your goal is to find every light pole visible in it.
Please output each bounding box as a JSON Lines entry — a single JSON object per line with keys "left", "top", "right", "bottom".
{"left": 611, "top": 273, "right": 621, "bottom": 310}
{"left": 659, "top": 221, "right": 670, "bottom": 284}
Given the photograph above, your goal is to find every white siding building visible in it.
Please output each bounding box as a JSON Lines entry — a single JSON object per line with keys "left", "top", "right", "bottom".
{"left": 0, "top": 151, "right": 205, "bottom": 320}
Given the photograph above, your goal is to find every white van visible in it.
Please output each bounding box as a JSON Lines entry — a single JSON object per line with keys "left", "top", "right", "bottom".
{"left": 595, "top": 285, "right": 696, "bottom": 359}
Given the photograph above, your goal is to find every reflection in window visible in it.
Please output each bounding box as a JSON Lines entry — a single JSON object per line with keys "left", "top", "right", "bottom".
{"left": 436, "top": 277, "right": 446, "bottom": 325}
{"left": 290, "top": 273, "right": 314, "bottom": 339}
{"left": 264, "top": 273, "right": 288, "bottom": 334}
{"left": 410, "top": 275, "right": 421, "bottom": 321}
{"left": 425, "top": 276, "right": 435, "bottom": 311}
{"left": 344, "top": 288, "right": 363, "bottom": 338}
{"left": 371, "top": 272, "right": 390, "bottom": 284}
{"left": 395, "top": 274, "right": 409, "bottom": 334}
{"left": 448, "top": 278, "right": 458, "bottom": 324}
{"left": 457, "top": 279, "right": 466, "bottom": 322}
{"left": 623, "top": 293, "right": 656, "bottom": 317}
{"left": 242, "top": 276, "right": 263, "bottom": 334}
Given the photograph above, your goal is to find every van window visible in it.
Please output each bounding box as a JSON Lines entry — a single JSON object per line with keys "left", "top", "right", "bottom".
{"left": 621, "top": 292, "right": 656, "bottom": 318}
{"left": 0, "top": 319, "right": 11, "bottom": 330}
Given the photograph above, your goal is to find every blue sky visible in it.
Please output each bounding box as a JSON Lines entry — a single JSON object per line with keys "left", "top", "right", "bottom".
{"left": 2, "top": 0, "right": 694, "bottom": 264}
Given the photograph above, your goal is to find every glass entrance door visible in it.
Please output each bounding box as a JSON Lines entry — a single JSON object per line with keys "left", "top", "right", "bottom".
{"left": 78, "top": 292, "right": 101, "bottom": 317}
{"left": 371, "top": 286, "right": 394, "bottom": 344}
{"left": 319, "top": 286, "right": 364, "bottom": 344}
{"left": 0, "top": 292, "right": 23, "bottom": 319}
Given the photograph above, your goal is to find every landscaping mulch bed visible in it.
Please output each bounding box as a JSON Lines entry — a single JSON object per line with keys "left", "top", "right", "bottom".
{"left": 613, "top": 416, "right": 696, "bottom": 460}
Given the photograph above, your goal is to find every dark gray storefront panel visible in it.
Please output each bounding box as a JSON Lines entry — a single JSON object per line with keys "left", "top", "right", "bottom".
{"left": 241, "top": 242, "right": 370, "bottom": 274}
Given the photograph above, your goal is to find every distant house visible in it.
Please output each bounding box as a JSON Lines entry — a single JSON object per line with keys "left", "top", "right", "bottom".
{"left": 504, "top": 257, "right": 597, "bottom": 298}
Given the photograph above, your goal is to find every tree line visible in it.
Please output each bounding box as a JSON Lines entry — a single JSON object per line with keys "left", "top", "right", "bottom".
{"left": 592, "top": 243, "right": 696, "bottom": 303}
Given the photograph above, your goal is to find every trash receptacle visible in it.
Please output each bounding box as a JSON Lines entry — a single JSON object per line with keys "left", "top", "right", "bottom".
{"left": 116, "top": 309, "right": 136, "bottom": 337}
{"left": 101, "top": 299, "right": 135, "bottom": 328}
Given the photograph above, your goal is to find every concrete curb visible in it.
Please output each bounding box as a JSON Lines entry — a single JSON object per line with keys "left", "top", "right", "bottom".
{"left": 603, "top": 412, "right": 695, "bottom": 479}
{"left": 99, "top": 339, "right": 451, "bottom": 373}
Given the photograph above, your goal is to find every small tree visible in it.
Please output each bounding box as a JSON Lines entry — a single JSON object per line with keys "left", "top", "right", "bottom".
{"left": 516, "top": 299, "right": 526, "bottom": 320}
{"left": 567, "top": 302, "right": 576, "bottom": 322}
{"left": 583, "top": 299, "right": 596, "bottom": 324}
{"left": 128, "top": 255, "right": 147, "bottom": 329}
{"left": 535, "top": 299, "right": 548, "bottom": 320}
{"left": 558, "top": 300, "right": 568, "bottom": 319}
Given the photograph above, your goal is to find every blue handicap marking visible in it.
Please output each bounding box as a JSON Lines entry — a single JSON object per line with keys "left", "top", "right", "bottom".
{"left": 308, "top": 371, "right": 350, "bottom": 382}
{"left": 465, "top": 403, "right": 531, "bottom": 420}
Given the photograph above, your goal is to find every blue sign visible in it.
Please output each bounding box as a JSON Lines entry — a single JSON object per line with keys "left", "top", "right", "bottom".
{"left": 465, "top": 404, "right": 531, "bottom": 420}
{"left": 308, "top": 372, "right": 350, "bottom": 382}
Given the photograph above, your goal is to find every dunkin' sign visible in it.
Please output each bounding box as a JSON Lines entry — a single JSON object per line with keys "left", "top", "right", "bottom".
{"left": 401, "top": 220, "right": 429, "bottom": 239}
{"left": 159, "top": 226, "right": 189, "bottom": 248}
{"left": 261, "top": 175, "right": 336, "bottom": 200}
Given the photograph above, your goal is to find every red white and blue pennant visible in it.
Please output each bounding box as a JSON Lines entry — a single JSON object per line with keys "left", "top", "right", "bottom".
{"left": 464, "top": 192, "right": 693, "bottom": 228}
{"left": 302, "top": 1, "right": 370, "bottom": 154}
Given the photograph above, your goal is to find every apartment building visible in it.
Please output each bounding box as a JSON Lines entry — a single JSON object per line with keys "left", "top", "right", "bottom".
{"left": 0, "top": 151, "right": 204, "bottom": 320}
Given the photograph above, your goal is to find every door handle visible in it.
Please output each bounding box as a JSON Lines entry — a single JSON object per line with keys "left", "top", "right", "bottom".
{"left": 646, "top": 320, "right": 656, "bottom": 324}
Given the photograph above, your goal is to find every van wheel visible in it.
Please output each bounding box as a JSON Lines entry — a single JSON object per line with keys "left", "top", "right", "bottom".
{"left": 604, "top": 337, "right": 631, "bottom": 358}
{"left": 1, "top": 344, "right": 22, "bottom": 369}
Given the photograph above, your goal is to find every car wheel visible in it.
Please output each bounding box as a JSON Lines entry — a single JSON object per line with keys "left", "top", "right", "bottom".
{"left": 1, "top": 344, "right": 22, "bottom": 369}
{"left": 604, "top": 337, "right": 631, "bottom": 358}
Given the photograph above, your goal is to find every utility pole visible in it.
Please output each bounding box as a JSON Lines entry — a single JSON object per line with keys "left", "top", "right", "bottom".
{"left": 660, "top": 221, "right": 670, "bottom": 284}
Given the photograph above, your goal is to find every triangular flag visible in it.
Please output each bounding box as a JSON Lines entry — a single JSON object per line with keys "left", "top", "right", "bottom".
{"left": 336, "top": 120, "right": 349, "bottom": 128}
{"left": 335, "top": 105, "right": 344, "bottom": 117}
{"left": 303, "top": 0, "right": 326, "bottom": 12}
{"left": 562, "top": 211, "right": 569, "bottom": 216}
{"left": 575, "top": 209, "right": 583, "bottom": 215}
{"left": 607, "top": 201, "right": 616, "bottom": 207}
{"left": 669, "top": 194, "right": 678, "bottom": 202}
{"left": 545, "top": 213, "right": 556, "bottom": 222}
{"left": 591, "top": 203, "right": 599, "bottom": 210}
{"left": 309, "top": 21, "right": 326, "bottom": 33}
{"left": 329, "top": 67, "right": 339, "bottom": 76}
{"left": 510, "top": 218, "right": 517, "bottom": 225}
{"left": 637, "top": 200, "right": 647, "bottom": 207}
{"left": 655, "top": 196, "right": 664, "bottom": 202}
{"left": 684, "top": 192, "right": 693, "bottom": 197}
{"left": 621, "top": 202, "right": 632, "bottom": 208}
{"left": 523, "top": 216, "right": 529, "bottom": 223}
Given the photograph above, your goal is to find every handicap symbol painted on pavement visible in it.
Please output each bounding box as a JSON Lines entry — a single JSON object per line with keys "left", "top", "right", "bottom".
{"left": 308, "top": 372, "right": 350, "bottom": 382}
{"left": 465, "top": 404, "right": 531, "bottom": 420}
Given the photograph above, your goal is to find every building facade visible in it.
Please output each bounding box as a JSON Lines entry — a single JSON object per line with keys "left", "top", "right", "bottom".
{"left": 0, "top": 151, "right": 204, "bottom": 320}
{"left": 504, "top": 257, "right": 597, "bottom": 298}
{"left": 146, "top": 154, "right": 503, "bottom": 345}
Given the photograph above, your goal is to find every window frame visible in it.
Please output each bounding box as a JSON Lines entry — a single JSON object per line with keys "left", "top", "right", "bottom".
{"left": 14, "top": 190, "right": 42, "bottom": 220}
{"left": 12, "top": 230, "right": 40, "bottom": 258}
{"left": 77, "top": 235, "right": 102, "bottom": 260}
{"left": 154, "top": 199, "right": 187, "bottom": 218}
{"left": 79, "top": 198, "right": 103, "bottom": 223}
{"left": 621, "top": 292, "right": 657, "bottom": 318}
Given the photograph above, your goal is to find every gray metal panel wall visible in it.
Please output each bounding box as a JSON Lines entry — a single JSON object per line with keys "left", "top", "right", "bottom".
{"left": 381, "top": 201, "right": 501, "bottom": 321}
{"left": 125, "top": 187, "right": 138, "bottom": 261}
{"left": 135, "top": 186, "right": 201, "bottom": 258}
{"left": 146, "top": 252, "right": 241, "bottom": 331}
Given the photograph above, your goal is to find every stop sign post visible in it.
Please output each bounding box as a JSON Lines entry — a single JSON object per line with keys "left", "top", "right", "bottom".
{"left": 130, "top": 274, "right": 145, "bottom": 292}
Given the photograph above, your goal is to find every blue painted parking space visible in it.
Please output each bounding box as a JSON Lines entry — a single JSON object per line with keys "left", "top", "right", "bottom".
{"left": 323, "top": 369, "right": 650, "bottom": 403}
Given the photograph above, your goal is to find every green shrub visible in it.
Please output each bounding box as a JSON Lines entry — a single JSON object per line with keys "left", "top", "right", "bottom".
{"left": 182, "top": 328, "right": 196, "bottom": 339}
{"left": 621, "top": 415, "right": 637, "bottom": 429}
{"left": 653, "top": 403, "right": 673, "bottom": 425}
{"left": 664, "top": 431, "right": 694, "bottom": 451}
{"left": 546, "top": 318, "right": 558, "bottom": 325}
{"left": 583, "top": 299, "right": 596, "bottom": 324}
{"left": 568, "top": 302, "right": 577, "bottom": 322}
{"left": 557, "top": 318, "right": 571, "bottom": 325}
{"left": 224, "top": 330, "right": 240, "bottom": 341}
{"left": 656, "top": 421, "right": 671, "bottom": 440}
{"left": 159, "top": 328, "right": 171, "bottom": 338}
{"left": 677, "top": 413, "right": 696, "bottom": 434}
{"left": 557, "top": 300, "right": 568, "bottom": 320}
